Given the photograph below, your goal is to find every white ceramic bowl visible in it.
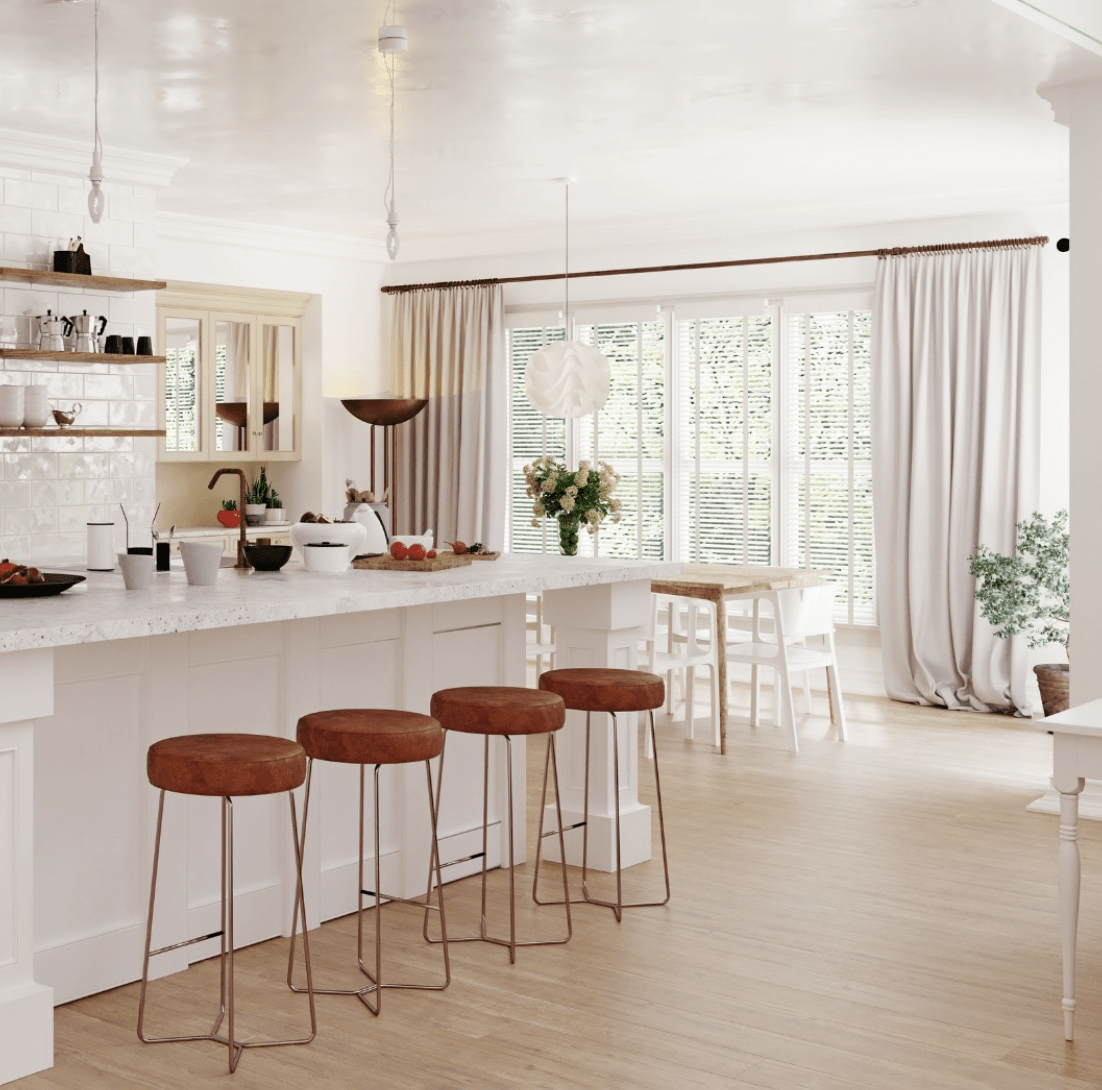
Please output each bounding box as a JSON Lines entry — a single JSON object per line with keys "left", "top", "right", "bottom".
{"left": 389, "top": 530, "right": 434, "bottom": 551}
{"left": 178, "top": 541, "right": 222, "bottom": 586}
{"left": 289, "top": 521, "right": 367, "bottom": 567}
{"left": 302, "top": 541, "right": 351, "bottom": 572}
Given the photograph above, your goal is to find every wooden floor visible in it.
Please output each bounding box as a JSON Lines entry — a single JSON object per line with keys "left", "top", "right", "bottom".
{"left": 18, "top": 688, "right": 1102, "bottom": 1089}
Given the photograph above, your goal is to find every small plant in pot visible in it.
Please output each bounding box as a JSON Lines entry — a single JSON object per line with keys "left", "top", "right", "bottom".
{"left": 264, "top": 488, "right": 284, "bottom": 524}
{"left": 245, "top": 467, "right": 271, "bottom": 525}
{"left": 217, "top": 499, "right": 241, "bottom": 529}
{"left": 969, "top": 510, "right": 1070, "bottom": 716}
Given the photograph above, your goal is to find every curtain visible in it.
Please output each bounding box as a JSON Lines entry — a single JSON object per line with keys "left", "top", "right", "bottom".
{"left": 872, "top": 244, "right": 1042, "bottom": 713}
{"left": 390, "top": 283, "right": 505, "bottom": 545}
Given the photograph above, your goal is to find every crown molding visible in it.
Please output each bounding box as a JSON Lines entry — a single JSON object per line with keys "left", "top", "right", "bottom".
{"left": 157, "top": 212, "right": 388, "bottom": 263}
{"left": 0, "top": 127, "right": 185, "bottom": 187}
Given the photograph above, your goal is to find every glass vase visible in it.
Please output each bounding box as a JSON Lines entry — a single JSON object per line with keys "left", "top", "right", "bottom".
{"left": 558, "top": 516, "right": 580, "bottom": 556}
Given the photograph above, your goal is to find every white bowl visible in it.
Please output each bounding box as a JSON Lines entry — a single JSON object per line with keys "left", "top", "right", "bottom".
{"left": 302, "top": 541, "right": 351, "bottom": 572}
{"left": 179, "top": 541, "right": 222, "bottom": 586}
{"left": 389, "top": 530, "right": 434, "bottom": 551}
{"left": 289, "top": 521, "right": 367, "bottom": 566}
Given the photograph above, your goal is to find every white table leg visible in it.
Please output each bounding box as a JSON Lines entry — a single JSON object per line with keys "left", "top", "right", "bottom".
{"left": 540, "top": 579, "right": 651, "bottom": 872}
{"left": 1057, "top": 778, "right": 1084, "bottom": 1040}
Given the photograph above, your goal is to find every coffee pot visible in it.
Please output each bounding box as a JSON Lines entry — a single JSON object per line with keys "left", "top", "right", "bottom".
{"left": 36, "top": 310, "right": 67, "bottom": 353}
{"left": 68, "top": 310, "right": 107, "bottom": 354}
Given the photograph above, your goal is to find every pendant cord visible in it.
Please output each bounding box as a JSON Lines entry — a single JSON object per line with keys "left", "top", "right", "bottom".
{"left": 383, "top": 0, "right": 396, "bottom": 216}
{"left": 93, "top": 0, "right": 101, "bottom": 162}
{"left": 564, "top": 182, "right": 569, "bottom": 333}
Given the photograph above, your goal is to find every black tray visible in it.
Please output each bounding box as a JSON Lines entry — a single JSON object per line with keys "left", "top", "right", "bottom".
{"left": 0, "top": 573, "right": 86, "bottom": 597}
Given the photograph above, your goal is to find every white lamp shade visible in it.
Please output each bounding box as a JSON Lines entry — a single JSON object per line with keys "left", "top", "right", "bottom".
{"left": 525, "top": 340, "right": 610, "bottom": 418}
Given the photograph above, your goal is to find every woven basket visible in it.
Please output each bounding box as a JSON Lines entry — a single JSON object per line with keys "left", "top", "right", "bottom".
{"left": 1034, "top": 663, "right": 1070, "bottom": 717}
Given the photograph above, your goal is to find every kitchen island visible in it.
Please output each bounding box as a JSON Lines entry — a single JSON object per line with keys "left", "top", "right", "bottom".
{"left": 0, "top": 553, "right": 675, "bottom": 1084}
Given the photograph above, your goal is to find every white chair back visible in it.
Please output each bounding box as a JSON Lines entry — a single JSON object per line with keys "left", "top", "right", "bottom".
{"left": 772, "top": 584, "right": 837, "bottom": 642}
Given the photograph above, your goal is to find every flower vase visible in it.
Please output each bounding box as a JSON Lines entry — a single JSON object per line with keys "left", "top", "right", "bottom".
{"left": 559, "top": 516, "right": 580, "bottom": 556}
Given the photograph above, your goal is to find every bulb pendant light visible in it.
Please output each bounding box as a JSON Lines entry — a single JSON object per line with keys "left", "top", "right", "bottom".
{"left": 87, "top": 0, "right": 105, "bottom": 223}
{"left": 525, "top": 182, "right": 611, "bottom": 418}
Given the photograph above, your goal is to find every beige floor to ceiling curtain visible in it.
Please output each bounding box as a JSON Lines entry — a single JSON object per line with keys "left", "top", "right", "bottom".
{"left": 872, "top": 243, "right": 1042, "bottom": 714}
{"left": 390, "top": 283, "right": 505, "bottom": 545}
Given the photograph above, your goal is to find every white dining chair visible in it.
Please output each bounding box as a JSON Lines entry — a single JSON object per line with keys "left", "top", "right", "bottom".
{"left": 725, "top": 583, "right": 846, "bottom": 752}
{"left": 644, "top": 593, "right": 721, "bottom": 748}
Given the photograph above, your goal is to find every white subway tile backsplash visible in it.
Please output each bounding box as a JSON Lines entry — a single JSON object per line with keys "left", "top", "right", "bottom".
{"left": 0, "top": 535, "right": 35, "bottom": 560}
{"left": 6, "top": 453, "right": 59, "bottom": 480}
{"left": 85, "top": 476, "right": 133, "bottom": 505}
{"left": 58, "top": 453, "right": 111, "bottom": 478}
{"left": 0, "top": 481, "right": 31, "bottom": 506}
{"left": 31, "top": 209, "right": 87, "bottom": 245}
{"left": 75, "top": 401, "right": 110, "bottom": 426}
{"left": 5, "top": 506, "right": 57, "bottom": 536}
{"left": 0, "top": 206, "right": 32, "bottom": 233}
{"left": 84, "top": 374, "right": 134, "bottom": 401}
{"left": 30, "top": 480, "right": 83, "bottom": 506}
{"left": 110, "top": 452, "right": 155, "bottom": 478}
{"left": 109, "top": 400, "right": 155, "bottom": 427}
{"left": 4, "top": 178, "right": 58, "bottom": 211}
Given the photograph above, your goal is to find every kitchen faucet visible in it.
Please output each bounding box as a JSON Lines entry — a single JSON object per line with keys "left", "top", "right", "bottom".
{"left": 207, "top": 468, "right": 250, "bottom": 568}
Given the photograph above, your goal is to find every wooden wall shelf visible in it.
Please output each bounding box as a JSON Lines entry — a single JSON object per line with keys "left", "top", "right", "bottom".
{"left": 0, "top": 267, "right": 167, "bottom": 293}
{"left": 0, "top": 427, "right": 167, "bottom": 439}
{"left": 0, "top": 349, "right": 165, "bottom": 365}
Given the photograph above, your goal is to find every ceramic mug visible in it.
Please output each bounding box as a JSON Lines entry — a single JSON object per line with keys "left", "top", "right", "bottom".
{"left": 117, "top": 551, "right": 154, "bottom": 590}
{"left": 178, "top": 541, "right": 222, "bottom": 586}
{"left": 0, "top": 385, "right": 23, "bottom": 427}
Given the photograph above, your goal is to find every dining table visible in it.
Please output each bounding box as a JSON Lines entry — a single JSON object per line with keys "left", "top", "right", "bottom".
{"left": 649, "top": 564, "right": 828, "bottom": 754}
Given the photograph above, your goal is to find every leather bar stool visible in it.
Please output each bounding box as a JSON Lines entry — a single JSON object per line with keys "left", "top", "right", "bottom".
{"left": 535, "top": 668, "right": 670, "bottom": 922}
{"left": 286, "top": 708, "right": 449, "bottom": 1015}
{"left": 137, "top": 733, "right": 315, "bottom": 1073}
{"left": 429, "top": 686, "right": 571, "bottom": 963}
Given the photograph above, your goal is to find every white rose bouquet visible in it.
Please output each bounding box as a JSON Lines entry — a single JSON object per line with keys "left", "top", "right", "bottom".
{"left": 522, "top": 457, "right": 622, "bottom": 555}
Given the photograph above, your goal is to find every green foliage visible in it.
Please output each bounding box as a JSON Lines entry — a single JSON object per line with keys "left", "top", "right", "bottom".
{"left": 523, "top": 458, "right": 622, "bottom": 537}
{"left": 245, "top": 467, "right": 270, "bottom": 506}
{"left": 221, "top": 499, "right": 237, "bottom": 512}
{"left": 267, "top": 488, "right": 282, "bottom": 509}
{"left": 969, "top": 510, "right": 1069, "bottom": 652}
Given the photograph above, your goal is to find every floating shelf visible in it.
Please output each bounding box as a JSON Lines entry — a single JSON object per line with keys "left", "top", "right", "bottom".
{"left": 0, "top": 267, "right": 167, "bottom": 293}
{"left": 0, "top": 349, "right": 165, "bottom": 365}
{"left": 0, "top": 427, "right": 167, "bottom": 438}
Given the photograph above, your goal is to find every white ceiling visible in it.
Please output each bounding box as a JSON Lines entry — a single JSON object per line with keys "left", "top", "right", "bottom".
{"left": 2, "top": 0, "right": 1099, "bottom": 254}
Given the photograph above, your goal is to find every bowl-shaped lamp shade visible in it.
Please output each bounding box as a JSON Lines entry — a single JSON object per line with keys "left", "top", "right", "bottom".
{"left": 525, "top": 341, "right": 610, "bottom": 418}
{"left": 341, "top": 398, "right": 428, "bottom": 426}
{"left": 215, "top": 401, "right": 281, "bottom": 428}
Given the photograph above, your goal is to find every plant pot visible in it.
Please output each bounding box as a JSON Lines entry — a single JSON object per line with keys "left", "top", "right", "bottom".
{"left": 1034, "top": 663, "right": 1070, "bottom": 717}
{"left": 217, "top": 509, "right": 241, "bottom": 529}
{"left": 245, "top": 503, "right": 267, "bottom": 526}
{"left": 264, "top": 507, "right": 284, "bottom": 524}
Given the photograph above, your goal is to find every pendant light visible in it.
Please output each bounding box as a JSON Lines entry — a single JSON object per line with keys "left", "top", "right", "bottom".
{"left": 87, "top": 0, "right": 105, "bottom": 223}
{"left": 379, "top": 5, "right": 407, "bottom": 260}
{"left": 525, "top": 181, "right": 611, "bottom": 418}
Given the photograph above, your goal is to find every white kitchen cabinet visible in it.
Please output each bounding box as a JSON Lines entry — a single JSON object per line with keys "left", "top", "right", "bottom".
{"left": 156, "top": 283, "right": 310, "bottom": 463}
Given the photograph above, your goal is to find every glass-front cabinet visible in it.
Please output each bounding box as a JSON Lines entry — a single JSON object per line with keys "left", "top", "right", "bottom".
{"left": 157, "top": 284, "right": 308, "bottom": 462}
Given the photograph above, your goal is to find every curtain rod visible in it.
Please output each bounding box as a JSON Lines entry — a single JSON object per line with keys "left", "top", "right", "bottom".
{"left": 379, "top": 235, "right": 1049, "bottom": 294}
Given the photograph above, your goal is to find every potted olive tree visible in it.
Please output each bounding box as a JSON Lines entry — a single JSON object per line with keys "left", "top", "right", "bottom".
{"left": 969, "top": 510, "right": 1070, "bottom": 716}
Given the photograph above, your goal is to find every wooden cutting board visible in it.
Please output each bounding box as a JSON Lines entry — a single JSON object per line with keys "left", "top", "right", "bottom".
{"left": 467, "top": 551, "right": 500, "bottom": 561}
{"left": 353, "top": 552, "right": 474, "bottom": 572}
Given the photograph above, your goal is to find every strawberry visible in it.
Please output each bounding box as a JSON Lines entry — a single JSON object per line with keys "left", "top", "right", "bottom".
{"left": 407, "top": 543, "right": 427, "bottom": 561}
{"left": 390, "top": 541, "right": 409, "bottom": 560}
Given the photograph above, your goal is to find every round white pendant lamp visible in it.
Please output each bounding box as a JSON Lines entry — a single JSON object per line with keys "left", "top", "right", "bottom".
{"left": 525, "top": 181, "right": 610, "bottom": 418}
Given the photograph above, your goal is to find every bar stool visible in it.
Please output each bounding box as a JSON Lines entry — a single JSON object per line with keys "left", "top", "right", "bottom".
{"left": 429, "top": 686, "right": 571, "bottom": 963}
{"left": 534, "top": 668, "right": 670, "bottom": 922}
{"left": 137, "top": 733, "right": 315, "bottom": 1073}
{"left": 286, "top": 708, "right": 449, "bottom": 1014}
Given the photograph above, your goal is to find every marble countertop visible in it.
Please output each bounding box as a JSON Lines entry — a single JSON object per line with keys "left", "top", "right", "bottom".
{"left": 172, "top": 523, "right": 294, "bottom": 539}
{"left": 0, "top": 554, "right": 679, "bottom": 652}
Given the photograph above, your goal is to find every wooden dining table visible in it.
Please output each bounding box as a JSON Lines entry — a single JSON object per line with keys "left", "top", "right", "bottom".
{"left": 649, "top": 564, "right": 827, "bottom": 754}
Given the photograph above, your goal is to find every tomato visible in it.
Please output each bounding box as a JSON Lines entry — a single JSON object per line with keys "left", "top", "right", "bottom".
{"left": 407, "top": 543, "right": 427, "bottom": 561}
{"left": 389, "top": 542, "right": 408, "bottom": 560}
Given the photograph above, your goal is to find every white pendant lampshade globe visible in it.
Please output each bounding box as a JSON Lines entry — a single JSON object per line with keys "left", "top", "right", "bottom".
{"left": 525, "top": 340, "right": 610, "bottom": 418}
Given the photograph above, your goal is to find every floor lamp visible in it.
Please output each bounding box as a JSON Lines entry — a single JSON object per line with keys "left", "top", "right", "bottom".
{"left": 341, "top": 398, "right": 428, "bottom": 536}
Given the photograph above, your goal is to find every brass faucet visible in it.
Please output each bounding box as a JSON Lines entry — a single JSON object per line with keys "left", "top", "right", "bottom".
{"left": 208, "top": 468, "right": 250, "bottom": 568}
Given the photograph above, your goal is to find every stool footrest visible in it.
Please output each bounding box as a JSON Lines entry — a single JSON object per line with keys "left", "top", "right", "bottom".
{"left": 540, "top": 819, "right": 585, "bottom": 839}
{"left": 437, "top": 850, "right": 485, "bottom": 870}
{"left": 149, "top": 930, "right": 223, "bottom": 958}
{"left": 361, "top": 889, "right": 442, "bottom": 912}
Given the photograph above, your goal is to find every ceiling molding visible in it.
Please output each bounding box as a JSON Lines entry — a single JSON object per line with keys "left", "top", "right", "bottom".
{"left": 988, "top": 0, "right": 1102, "bottom": 55}
{"left": 157, "top": 212, "right": 388, "bottom": 263}
{"left": 0, "top": 127, "right": 185, "bottom": 187}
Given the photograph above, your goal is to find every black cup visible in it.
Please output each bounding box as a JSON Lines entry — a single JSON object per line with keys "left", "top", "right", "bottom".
{"left": 127, "top": 546, "right": 153, "bottom": 555}
{"left": 155, "top": 541, "right": 170, "bottom": 571}
{"left": 136, "top": 335, "right": 152, "bottom": 356}
{"left": 53, "top": 251, "right": 76, "bottom": 273}
{"left": 120, "top": 336, "right": 135, "bottom": 355}
{"left": 103, "top": 334, "right": 122, "bottom": 353}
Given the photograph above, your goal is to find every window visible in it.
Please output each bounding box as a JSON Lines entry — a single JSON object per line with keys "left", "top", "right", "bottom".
{"left": 505, "top": 293, "right": 875, "bottom": 626}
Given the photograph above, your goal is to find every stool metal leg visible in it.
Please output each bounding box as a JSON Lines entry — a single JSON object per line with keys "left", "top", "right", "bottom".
{"left": 138, "top": 789, "right": 316, "bottom": 1073}
{"left": 429, "top": 729, "right": 571, "bottom": 960}
{"left": 288, "top": 756, "right": 449, "bottom": 1011}
{"left": 535, "top": 709, "right": 671, "bottom": 922}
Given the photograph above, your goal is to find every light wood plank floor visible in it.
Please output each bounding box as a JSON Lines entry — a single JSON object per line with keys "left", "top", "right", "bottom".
{"left": 17, "top": 690, "right": 1102, "bottom": 1089}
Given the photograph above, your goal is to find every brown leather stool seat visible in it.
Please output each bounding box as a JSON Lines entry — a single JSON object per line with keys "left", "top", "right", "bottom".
{"left": 534, "top": 668, "right": 670, "bottom": 923}
{"left": 428, "top": 685, "right": 571, "bottom": 963}
{"left": 286, "top": 707, "right": 450, "bottom": 1015}
{"left": 297, "top": 708, "right": 443, "bottom": 765}
{"left": 138, "top": 733, "right": 315, "bottom": 1072}
{"left": 430, "top": 686, "right": 565, "bottom": 736}
{"left": 538, "top": 668, "right": 665, "bottom": 714}
{"left": 147, "top": 733, "right": 306, "bottom": 797}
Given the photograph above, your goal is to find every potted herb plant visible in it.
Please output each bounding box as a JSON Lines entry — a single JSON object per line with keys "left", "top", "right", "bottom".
{"left": 245, "top": 466, "right": 271, "bottom": 525}
{"left": 969, "top": 509, "right": 1070, "bottom": 716}
{"left": 217, "top": 499, "right": 241, "bottom": 529}
{"left": 264, "top": 488, "right": 284, "bottom": 524}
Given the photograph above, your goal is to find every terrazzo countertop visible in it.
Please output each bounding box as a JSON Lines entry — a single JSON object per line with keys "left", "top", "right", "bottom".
{"left": 0, "top": 554, "right": 679, "bottom": 653}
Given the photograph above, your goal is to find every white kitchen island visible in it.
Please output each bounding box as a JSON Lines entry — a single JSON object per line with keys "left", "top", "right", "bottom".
{"left": 0, "top": 553, "right": 675, "bottom": 1084}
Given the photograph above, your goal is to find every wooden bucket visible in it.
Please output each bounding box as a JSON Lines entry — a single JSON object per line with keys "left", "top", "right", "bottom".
{"left": 1034, "top": 663, "right": 1070, "bottom": 717}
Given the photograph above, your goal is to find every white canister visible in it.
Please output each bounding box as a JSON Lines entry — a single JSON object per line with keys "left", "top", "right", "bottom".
{"left": 87, "top": 522, "right": 115, "bottom": 571}
{"left": 0, "top": 385, "right": 22, "bottom": 427}
{"left": 303, "top": 541, "right": 351, "bottom": 572}
{"left": 22, "top": 385, "right": 50, "bottom": 428}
